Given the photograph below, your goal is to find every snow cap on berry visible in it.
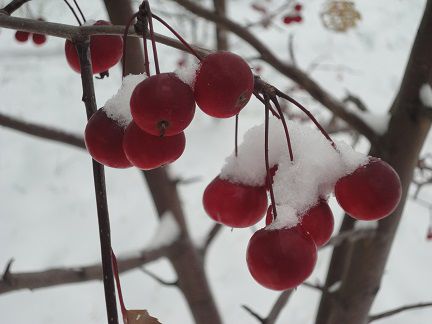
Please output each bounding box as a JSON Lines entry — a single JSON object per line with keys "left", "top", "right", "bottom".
{"left": 220, "top": 118, "right": 368, "bottom": 229}
{"left": 103, "top": 74, "right": 146, "bottom": 128}
{"left": 175, "top": 58, "right": 200, "bottom": 88}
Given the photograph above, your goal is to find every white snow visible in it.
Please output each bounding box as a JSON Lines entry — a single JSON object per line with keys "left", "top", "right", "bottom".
{"left": 328, "top": 281, "right": 342, "bottom": 293}
{"left": 145, "top": 212, "right": 181, "bottom": 249}
{"left": 419, "top": 84, "right": 432, "bottom": 107}
{"left": 345, "top": 101, "right": 390, "bottom": 135}
{"left": 102, "top": 74, "right": 146, "bottom": 127}
{"left": 354, "top": 220, "right": 379, "bottom": 230}
{"left": 174, "top": 58, "right": 200, "bottom": 88}
{"left": 220, "top": 118, "right": 368, "bottom": 229}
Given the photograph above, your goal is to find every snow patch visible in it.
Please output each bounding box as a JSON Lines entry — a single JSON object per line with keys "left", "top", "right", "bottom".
{"left": 220, "top": 118, "right": 368, "bottom": 229}
{"left": 354, "top": 220, "right": 379, "bottom": 230}
{"left": 102, "top": 74, "right": 146, "bottom": 128}
{"left": 419, "top": 84, "right": 432, "bottom": 108}
{"left": 175, "top": 58, "right": 200, "bottom": 88}
{"left": 328, "top": 281, "right": 341, "bottom": 293}
{"left": 146, "top": 212, "right": 181, "bottom": 249}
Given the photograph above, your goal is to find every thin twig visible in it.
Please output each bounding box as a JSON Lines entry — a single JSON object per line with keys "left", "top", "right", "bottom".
{"left": 0, "top": 0, "right": 30, "bottom": 15}
{"left": 200, "top": 224, "right": 223, "bottom": 257}
{"left": 75, "top": 37, "right": 118, "bottom": 324}
{"left": 368, "top": 302, "right": 432, "bottom": 322}
{"left": 242, "top": 305, "right": 265, "bottom": 323}
{"left": 0, "top": 111, "right": 85, "bottom": 149}
{"left": 140, "top": 267, "right": 178, "bottom": 287}
{"left": 0, "top": 247, "right": 167, "bottom": 295}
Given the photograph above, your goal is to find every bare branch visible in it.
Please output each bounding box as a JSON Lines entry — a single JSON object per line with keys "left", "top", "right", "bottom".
{"left": 200, "top": 224, "right": 223, "bottom": 257}
{"left": 173, "top": 0, "right": 378, "bottom": 143}
{"left": 140, "top": 267, "right": 178, "bottom": 287}
{"left": 368, "top": 302, "right": 432, "bottom": 323}
{"left": 0, "top": 247, "right": 168, "bottom": 295}
{"left": 323, "top": 228, "right": 376, "bottom": 248}
{"left": 265, "top": 289, "right": 294, "bottom": 324}
{"left": 242, "top": 304, "right": 265, "bottom": 323}
{"left": 0, "top": 13, "right": 377, "bottom": 142}
{"left": 1, "top": 0, "right": 30, "bottom": 15}
{"left": 0, "top": 111, "right": 85, "bottom": 149}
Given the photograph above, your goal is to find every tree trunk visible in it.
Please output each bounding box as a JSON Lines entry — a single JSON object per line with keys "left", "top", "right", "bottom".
{"left": 213, "top": 0, "right": 228, "bottom": 50}
{"left": 103, "top": 1, "right": 222, "bottom": 323}
{"left": 316, "top": 2, "right": 432, "bottom": 323}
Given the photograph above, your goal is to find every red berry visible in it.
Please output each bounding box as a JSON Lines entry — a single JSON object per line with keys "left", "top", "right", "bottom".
{"left": 15, "top": 31, "right": 30, "bottom": 42}
{"left": 123, "top": 122, "right": 186, "bottom": 170}
{"left": 130, "top": 73, "right": 195, "bottom": 137}
{"left": 292, "top": 15, "right": 303, "bottom": 23}
{"left": 335, "top": 158, "right": 402, "bottom": 221}
{"left": 84, "top": 109, "right": 131, "bottom": 168}
{"left": 64, "top": 20, "right": 123, "bottom": 74}
{"left": 427, "top": 227, "right": 432, "bottom": 241}
{"left": 247, "top": 226, "right": 317, "bottom": 290}
{"left": 32, "top": 33, "right": 47, "bottom": 45}
{"left": 194, "top": 51, "right": 254, "bottom": 118}
{"left": 294, "top": 4, "right": 303, "bottom": 11}
{"left": 203, "top": 177, "right": 268, "bottom": 228}
{"left": 300, "top": 201, "right": 334, "bottom": 247}
{"left": 283, "top": 16, "right": 293, "bottom": 25}
{"left": 265, "top": 165, "right": 278, "bottom": 190}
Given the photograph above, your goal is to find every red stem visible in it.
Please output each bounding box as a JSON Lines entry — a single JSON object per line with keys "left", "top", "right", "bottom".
{"left": 147, "top": 9, "right": 160, "bottom": 74}
{"left": 122, "top": 13, "right": 139, "bottom": 78}
{"left": 151, "top": 13, "right": 203, "bottom": 61}
{"left": 264, "top": 94, "right": 278, "bottom": 220}
{"left": 271, "top": 97, "right": 294, "bottom": 161}
{"left": 111, "top": 250, "right": 128, "bottom": 324}
{"left": 275, "top": 88, "right": 336, "bottom": 148}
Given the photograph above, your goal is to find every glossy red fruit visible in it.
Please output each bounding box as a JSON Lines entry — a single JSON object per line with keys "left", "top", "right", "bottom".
{"left": 203, "top": 177, "right": 268, "bottom": 228}
{"left": 335, "top": 158, "right": 402, "bottom": 221}
{"left": 123, "top": 122, "right": 185, "bottom": 170}
{"left": 32, "top": 33, "right": 47, "bottom": 45}
{"left": 130, "top": 73, "right": 195, "bottom": 136}
{"left": 64, "top": 20, "right": 123, "bottom": 74}
{"left": 300, "top": 201, "right": 334, "bottom": 247}
{"left": 247, "top": 226, "right": 317, "bottom": 290}
{"left": 294, "top": 4, "right": 303, "bottom": 11}
{"left": 15, "top": 31, "right": 30, "bottom": 42}
{"left": 265, "top": 165, "right": 278, "bottom": 190}
{"left": 84, "top": 109, "right": 131, "bottom": 168}
{"left": 194, "top": 51, "right": 254, "bottom": 118}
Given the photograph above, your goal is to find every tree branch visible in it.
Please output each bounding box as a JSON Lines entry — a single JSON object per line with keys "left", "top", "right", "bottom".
{"left": 0, "top": 13, "right": 377, "bottom": 143}
{"left": 200, "top": 224, "right": 223, "bottom": 258}
{"left": 0, "top": 247, "right": 168, "bottom": 295}
{"left": 0, "top": 0, "right": 30, "bottom": 15}
{"left": 173, "top": 0, "right": 378, "bottom": 143}
{"left": 0, "top": 111, "right": 85, "bottom": 149}
{"left": 368, "top": 302, "right": 432, "bottom": 322}
{"left": 140, "top": 267, "right": 178, "bottom": 287}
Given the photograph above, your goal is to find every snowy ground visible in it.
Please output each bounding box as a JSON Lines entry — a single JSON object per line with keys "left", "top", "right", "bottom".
{"left": 0, "top": 0, "right": 431, "bottom": 323}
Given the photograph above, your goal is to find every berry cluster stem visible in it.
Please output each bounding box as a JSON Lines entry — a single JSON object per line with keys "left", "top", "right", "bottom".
{"left": 264, "top": 94, "right": 278, "bottom": 220}
{"left": 111, "top": 250, "right": 128, "bottom": 324}
{"left": 63, "top": 0, "right": 82, "bottom": 26}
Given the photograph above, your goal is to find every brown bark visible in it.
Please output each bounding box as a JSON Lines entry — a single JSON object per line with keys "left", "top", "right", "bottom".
{"left": 213, "top": 0, "right": 228, "bottom": 50}
{"left": 102, "top": 1, "right": 222, "bottom": 323}
{"left": 317, "top": 2, "right": 432, "bottom": 323}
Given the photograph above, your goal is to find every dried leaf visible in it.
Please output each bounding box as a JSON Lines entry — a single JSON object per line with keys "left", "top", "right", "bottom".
{"left": 126, "top": 310, "right": 161, "bottom": 324}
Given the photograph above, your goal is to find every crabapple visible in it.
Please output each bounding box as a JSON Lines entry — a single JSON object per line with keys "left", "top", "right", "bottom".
{"left": 194, "top": 51, "right": 254, "bottom": 118}
{"left": 335, "top": 157, "right": 402, "bottom": 221}
{"left": 122, "top": 122, "right": 186, "bottom": 170}
{"left": 84, "top": 109, "right": 131, "bottom": 168}
{"left": 15, "top": 31, "right": 30, "bottom": 42}
{"left": 203, "top": 177, "right": 268, "bottom": 228}
{"left": 247, "top": 226, "right": 317, "bottom": 290}
{"left": 265, "top": 201, "right": 334, "bottom": 247}
{"left": 64, "top": 20, "right": 123, "bottom": 74}
{"left": 130, "top": 73, "right": 195, "bottom": 136}
{"left": 32, "top": 33, "right": 47, "bottom": 45}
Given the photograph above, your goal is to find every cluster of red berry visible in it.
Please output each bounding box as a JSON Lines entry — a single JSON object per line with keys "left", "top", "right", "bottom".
{"left": 203, "top": 153, "right": 401, "bottom": 290}
{"left": 283, "top": 3, "right": 303, "bottom": 25}
{"left": 70, "top": 16, "right": 254, "bottom": 171}
{"left": 14, "top": 19, "right": 47, "bottom": 45}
